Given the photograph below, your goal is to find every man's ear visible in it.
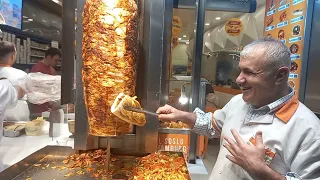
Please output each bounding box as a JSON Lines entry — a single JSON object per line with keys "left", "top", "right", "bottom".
{"left": 10, "top": 53, "right": 16, "bottom": 64}
{"left": 275, "top": 67, "right": 290, "bottom": 84}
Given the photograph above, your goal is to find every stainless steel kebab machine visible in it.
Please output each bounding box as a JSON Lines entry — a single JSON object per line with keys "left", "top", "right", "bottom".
{"left": 61, "top": 0, "right": 257, "bottom": 163}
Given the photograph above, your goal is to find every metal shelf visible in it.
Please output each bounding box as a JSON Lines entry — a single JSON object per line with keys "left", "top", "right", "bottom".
{"left": 14, "top": 63, "right": 35, "bottom": 65}
{"left": 0, "top": 24, "right": 51, "bottom": 44}
{"left": 158, "top": 128, "right": 191, "bottom": 134}
{"left": 30, "top": 55, "right": 45, "bottom": 58}
{"left": 30, "top": 46, "right": 48, "bottom": 51}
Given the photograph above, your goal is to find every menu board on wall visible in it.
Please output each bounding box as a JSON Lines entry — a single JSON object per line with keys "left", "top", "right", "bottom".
{"left": 264, "top": 0, "right": 307, "bottom": 94}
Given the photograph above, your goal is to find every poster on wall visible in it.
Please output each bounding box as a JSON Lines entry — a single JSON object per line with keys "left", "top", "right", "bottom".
{"left": 171, "top": 16, "right": 182, "bottom": 49}
{"left": 225, "top": 18, "right": 243, "bottom": 36}
{"left": 264, "top": 0, "right": 307, "bottom": 95}
{"left": 172, "top": 16, "right": 183, "bottom": 38}
{"left": 170, "top": 16, "right": 183, "bottom": 77}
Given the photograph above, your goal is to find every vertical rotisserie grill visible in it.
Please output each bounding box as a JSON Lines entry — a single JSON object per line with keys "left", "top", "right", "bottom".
{"left": 82, "top": 0, "right": 139, "bottom": 136}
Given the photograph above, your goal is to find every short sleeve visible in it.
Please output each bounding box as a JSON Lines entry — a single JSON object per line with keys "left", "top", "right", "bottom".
{"left": 0, "top": 80, "right": 18, "bottom": 109}
{"left": 50, "top": 67, "right": 56, "bottom": 75}
{"left": 212, "top": 105, "right": 227, "bottom": 132}
{"left": 212, "top": 95, "right": 235, "bottom": 132}
{"left": 29, "top": 64, "right": 39, "bottom": 73}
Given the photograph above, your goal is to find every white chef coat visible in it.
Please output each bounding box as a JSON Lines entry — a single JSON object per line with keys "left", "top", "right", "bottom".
{"left": 0, "top": 67, "right": 29, "bottom": 121}
{"left": 0, "top": 78, "right": 18, "bottom": 141}
{"left": 193, "top": 94, "right": 320, "bottom": 180}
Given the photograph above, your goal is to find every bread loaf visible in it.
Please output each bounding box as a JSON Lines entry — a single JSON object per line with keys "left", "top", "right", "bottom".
{"left": 82, "top": 0, "right": 138, "bottom": 136}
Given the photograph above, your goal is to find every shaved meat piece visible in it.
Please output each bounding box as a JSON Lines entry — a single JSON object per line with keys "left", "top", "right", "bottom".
{"left": 111, "top": 93, "right": 146, "bottom": 126}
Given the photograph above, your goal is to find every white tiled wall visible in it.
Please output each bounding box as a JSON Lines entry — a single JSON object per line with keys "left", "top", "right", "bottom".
{"left": 186, "top": 6, "right": 266, "bottom": 56}
{"left": 172, "top": 44, "right": 189, "bottom": 66}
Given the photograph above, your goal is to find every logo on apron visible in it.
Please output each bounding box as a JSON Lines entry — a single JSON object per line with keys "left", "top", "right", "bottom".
{"left": 248, "top": 136, "right": 276, "bottom": 166}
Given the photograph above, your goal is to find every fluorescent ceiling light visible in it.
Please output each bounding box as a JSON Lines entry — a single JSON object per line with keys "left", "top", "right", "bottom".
{"left": 205, "top": 23, "right": 210, "bottom": 26}
{"left": 208, "top": 33, "right": 211, "bottom": 36}
{"left": 183, "top": 35, "right": 187, "bottom": 37}
{"left": 52, "top": 0, "right": 62, "bottom": 6}
{"left": 216, "top": 17, "right": 221, "bottom": 20}
{"left": 178, "top": 38, "right": 182, "bottom": 40}
{"left": 23, "top": 16, "right": 27, "bottom": 18}
{"left": 28, "top": 19, "right": 33, "bottom": 22}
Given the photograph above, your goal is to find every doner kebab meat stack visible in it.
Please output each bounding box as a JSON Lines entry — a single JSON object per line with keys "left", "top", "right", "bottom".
{"left": 82, "top": 0, "right": 145, "bottom": 136}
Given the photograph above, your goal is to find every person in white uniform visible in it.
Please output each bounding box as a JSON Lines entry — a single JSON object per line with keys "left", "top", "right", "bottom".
{"left": 0, "top": 78, "right": 24, "bottom": 171}
{"left": 157, "top": 37, "right": 320, "bottom": 180}
{"left": 0, "top": 41, "right": 29, "bottom": 121}
{"left": 0, "top": 79, "right": 24, "bottom": 140}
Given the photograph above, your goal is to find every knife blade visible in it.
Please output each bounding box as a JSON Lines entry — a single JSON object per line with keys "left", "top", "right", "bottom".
{"left": 124, "top": 106, "right": 159, "bottom": 117}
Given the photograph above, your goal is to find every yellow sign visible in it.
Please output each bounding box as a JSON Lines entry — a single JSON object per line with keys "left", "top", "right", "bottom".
{"left": 172, "top": 16, "right": 183, "bottom": 38}
{"left": 172, "top": 37, "right": 179, "bottom": 49}
{"left": 170, "top": 16, "right": 182, "bottom": 78}
{"left": 225, "top": 18, "right": 243, "bottom": 36}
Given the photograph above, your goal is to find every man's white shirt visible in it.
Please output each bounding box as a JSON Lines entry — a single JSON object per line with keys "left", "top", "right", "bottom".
{"left": 0, "top": 79, "right": 18, "bottom": 141}
{"left": 0, "top": 67, "right": 29, "bottom": 121}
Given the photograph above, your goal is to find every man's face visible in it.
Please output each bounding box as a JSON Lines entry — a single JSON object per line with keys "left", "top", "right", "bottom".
{"left": 236, "top": 48, "right": 277, "bottom": 107}
{"left": 48, "top": 55, "right": 61, "bottom": 67}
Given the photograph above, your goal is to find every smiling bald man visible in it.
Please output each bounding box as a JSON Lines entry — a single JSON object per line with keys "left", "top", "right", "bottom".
{"left": 157, "top": 37, "right": 320, "bottom": 180}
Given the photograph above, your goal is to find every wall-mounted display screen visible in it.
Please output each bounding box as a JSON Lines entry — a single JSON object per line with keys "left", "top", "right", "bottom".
{"left": 0, "top": 0, "right": 22, "bottom": 29}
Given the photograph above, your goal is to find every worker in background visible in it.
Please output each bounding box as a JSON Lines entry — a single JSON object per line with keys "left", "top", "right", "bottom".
{"left": 157, "top": 37, "right": 320, "bottom": 180}
{"left": 0, "top": 41, "right": 29, "bottom": 121}
{"left": 29, "top": 47, "right": 61, "bottom": 117}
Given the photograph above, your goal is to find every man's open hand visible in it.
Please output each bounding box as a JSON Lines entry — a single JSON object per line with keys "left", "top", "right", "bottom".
{"left": 223, "top": 129, "right": 266, "bottom": 173}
